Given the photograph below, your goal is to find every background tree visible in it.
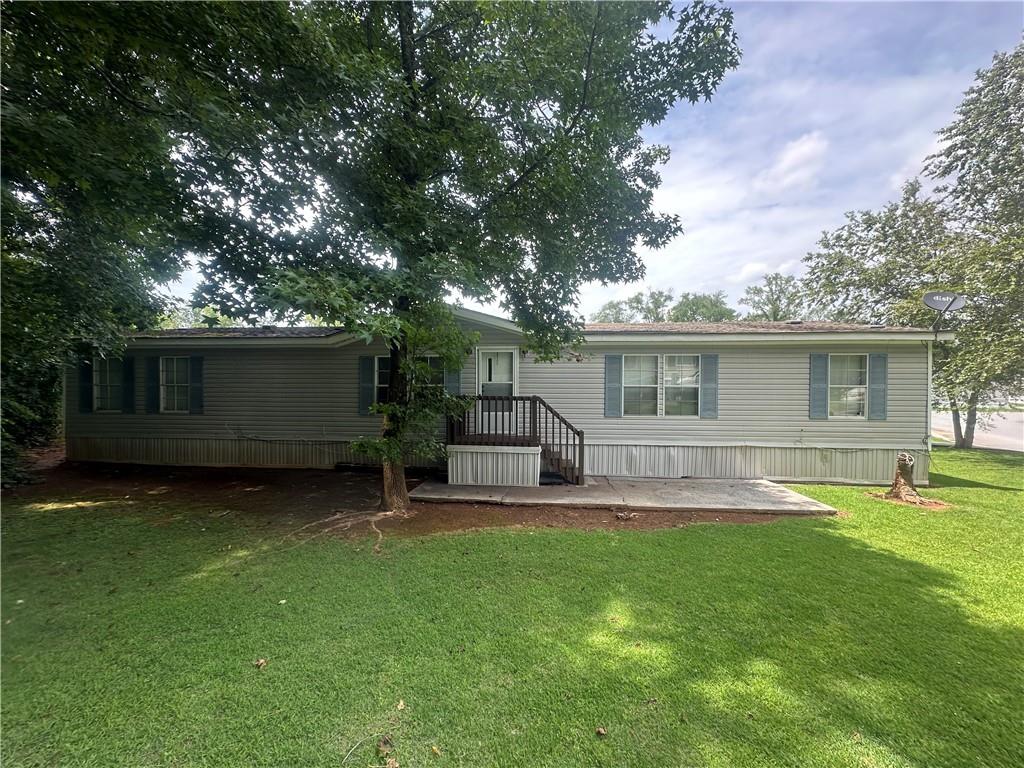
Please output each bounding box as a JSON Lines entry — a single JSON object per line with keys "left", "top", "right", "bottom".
{"left": 668, "top": 290, "right": 738, "bottom": 322}
{"left": 591, "top": 288, "right": 738, "bottom": 322}
{"left": 804, "top": 181, "right": 1023, "bottom": 448}
{"left": 592, "top": 289, "right": 676, "bottom": 322}
{"left": 739, "top": 273, "right": 809, "bottom": 321}
{"left": 182, "top": 1, "right": 740, "bottom": 509}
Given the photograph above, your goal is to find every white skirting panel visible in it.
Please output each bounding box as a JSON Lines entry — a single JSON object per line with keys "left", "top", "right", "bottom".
{"left": 66, "top": 436, "right": 437, "bottom": 469}
{"left": 447, "top": 445, "right": 541, "bottom": 486}
{"left": 584, "top": 444, "right": 930, "bottom": 485}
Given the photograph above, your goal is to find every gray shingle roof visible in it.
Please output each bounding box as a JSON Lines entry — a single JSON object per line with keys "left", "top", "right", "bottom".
{"left": 131, "top": 327, "right": 348, "bottom": 339}
{"left": 583, "top": 321, "right": 928, "bottom": 334}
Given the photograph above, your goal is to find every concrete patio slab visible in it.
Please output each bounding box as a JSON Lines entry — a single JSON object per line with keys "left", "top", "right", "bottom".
{"left": 410, "top": 476, "right": 835, "bottom": 515}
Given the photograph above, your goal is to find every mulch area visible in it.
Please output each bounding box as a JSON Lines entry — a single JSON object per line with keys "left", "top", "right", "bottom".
{"left": 5, "top": 455, "right": 786, "bottom": 536}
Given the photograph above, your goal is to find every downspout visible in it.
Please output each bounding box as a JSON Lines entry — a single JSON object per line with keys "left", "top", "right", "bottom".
{"left": 925, "top": 340, "right": 933, "bottom": 452}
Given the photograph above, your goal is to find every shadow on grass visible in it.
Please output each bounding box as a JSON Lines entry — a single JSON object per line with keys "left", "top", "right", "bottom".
{"left": 3, "top": 495, "right": 1023, "bottom": 766}
{"left": 462, "top": 519, "right": 1024, "bottom": 766}
{"left": 928, "top": 472, "right": 1021, "bottom": 491}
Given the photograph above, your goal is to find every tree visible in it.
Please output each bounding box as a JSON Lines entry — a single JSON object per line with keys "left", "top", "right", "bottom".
{"left": 591, "top": 289, "right": 738, "bottom": 323}
{"left": 592, "top": 289, "right": 676, "bottom": 322}
{"left": 739, "top": 273, "right": 808, "bottom": 321}
{"left": 804, "top": 181, "right": 1024, "bottom": 448}
{"left": 668, "top": 291, "right": 738, "bottom": 322}
{"left": 1, "top": 2, "right": 333, "bottom": 478}
{"left": 183, "top": 2, "right": 741, "bottom": 509}
{"left": 925, "top": 44, "right": 1023, "bottom": 232}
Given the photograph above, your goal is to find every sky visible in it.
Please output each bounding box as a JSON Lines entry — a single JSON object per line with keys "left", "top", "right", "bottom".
{"left": 168, "top": 1, "right": 1023, "bottom": 320}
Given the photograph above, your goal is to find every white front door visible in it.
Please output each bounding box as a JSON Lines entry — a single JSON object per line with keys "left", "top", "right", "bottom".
{"left": 477, "top": 348, "right": 517, "bottom": 434}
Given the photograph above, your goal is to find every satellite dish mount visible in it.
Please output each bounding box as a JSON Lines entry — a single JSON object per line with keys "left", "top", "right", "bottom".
{"left": 922, "top": 291, "right": 965, "bottom": 336}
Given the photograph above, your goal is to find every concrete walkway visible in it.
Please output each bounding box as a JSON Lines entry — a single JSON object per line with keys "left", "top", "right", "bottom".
{"left": 410, "top": 476, "right": 835, "bottom": 515}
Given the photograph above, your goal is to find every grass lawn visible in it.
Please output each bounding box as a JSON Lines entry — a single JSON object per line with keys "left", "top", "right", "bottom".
{"left": 2, "top": 449, "right": 1022, "bottom": 767}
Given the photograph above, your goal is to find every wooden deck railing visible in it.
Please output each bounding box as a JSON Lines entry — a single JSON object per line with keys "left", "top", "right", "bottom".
{"left": 446, "top": 395, "right": 585, "bottom": 485}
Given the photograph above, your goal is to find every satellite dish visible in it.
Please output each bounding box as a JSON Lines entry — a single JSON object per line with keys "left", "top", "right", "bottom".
{"left": 923, "top": 291, "right": 965, "bottom": 312}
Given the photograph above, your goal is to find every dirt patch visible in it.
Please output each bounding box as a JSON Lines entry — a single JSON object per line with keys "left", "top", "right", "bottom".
{"left": 5, "top": 460, "right": 794, "bottom": 537}
{"left": 867, "top": 492, "right": 951, "bottom": 510}
{"left": 371, "top": 501, "right": 782, "bottom": 536}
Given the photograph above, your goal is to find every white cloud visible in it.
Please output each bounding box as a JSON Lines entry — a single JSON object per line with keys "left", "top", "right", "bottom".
{"left": 754, "top": 131, "right": 829, "bottom": 193}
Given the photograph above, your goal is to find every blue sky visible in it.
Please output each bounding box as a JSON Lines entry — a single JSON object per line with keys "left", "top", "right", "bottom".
{"left": 169, "top": 1, "right": 1022, "bottom": 319}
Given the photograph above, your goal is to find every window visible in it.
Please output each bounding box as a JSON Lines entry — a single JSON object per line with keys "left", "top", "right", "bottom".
{"left": 93, "top": 357, "right": 123, "bottom": 412}
{"left": 664, "top": 355, "right": 700, "bottom": 416}
{"left": 375, "top": 355, "right": 443, "bottom": 404}
{"left": 623, "top": 355, "right": 658, "bottom": 416}
{"left": 828, "top": 354, "right": 867, "bottom": 417}
{"left": 160, "top": 357, "right": 190, "bottom": 413}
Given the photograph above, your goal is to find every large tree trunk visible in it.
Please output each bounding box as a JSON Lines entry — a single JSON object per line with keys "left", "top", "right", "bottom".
{"left": 884, "top": 451, "right": 924, "bottom": 503}
{"left": 950, "top": 398, "right": 964, "bottom": 447}
{"left": 962, "top": 393, "right": 979, "bottom": 449}
{"left": 381, "top": 455, "right": 409, "bottom": 512}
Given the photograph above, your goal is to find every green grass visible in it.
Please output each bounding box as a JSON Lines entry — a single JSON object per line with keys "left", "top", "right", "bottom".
{"left": 3, "top": 449, "right": 1022, "bottom": 768}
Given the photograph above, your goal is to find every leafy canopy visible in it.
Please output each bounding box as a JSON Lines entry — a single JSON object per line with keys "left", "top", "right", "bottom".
{"left": 591, "top": 288, "right": 738, "bottom": 323}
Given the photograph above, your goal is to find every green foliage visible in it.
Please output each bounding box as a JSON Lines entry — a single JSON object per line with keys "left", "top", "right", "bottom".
{"left": 591, "top": 288, "right": 738, "bottom": 322}
{"left": 668, "top": 290, "right": 738, "bottom": 322}
{"left": 925, "top": 44, "right": 1023, "bottom": 231}
{"left": 805, "top": 180, "right": 1024, "bottom": 408}
{"left": 1, "top": 2, "right": 338, "bottom": 475}
{"left": 739, "top": 273, "right": 809, "bottom": 321}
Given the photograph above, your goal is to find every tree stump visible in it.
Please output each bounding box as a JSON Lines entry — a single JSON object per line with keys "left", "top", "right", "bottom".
{"left": 884, "top": 451, "right": 924, "bottom": 503}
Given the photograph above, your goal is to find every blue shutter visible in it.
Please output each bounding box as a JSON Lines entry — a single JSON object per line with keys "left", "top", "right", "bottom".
{"left": 809, "top": 353, "right": 829, "bottom": 420}
{"left": 188, "top": 356, "right": 204, "bottom": 414}
{"left": 121, "top": 357, "right": 135, "bottom": 413}
{"left": 604, "top": 355, "right": 623, "bottom": 417}
{"left": 78, "top": 359, "right": 93, "bottom": 413}
{"left": 444, "top": 364, "right": 461, "bottom": 395}
{"left": 699, "top": 354, "right": 719, "bottom": 419}
{"left": 868, "top": 353, "right": 888, "bottom": 420}
{"left": 145, "top": 357, "right": 160, "bottom": 413}
{"left": 358, "top": 356, "right": 374, "bottom": 416}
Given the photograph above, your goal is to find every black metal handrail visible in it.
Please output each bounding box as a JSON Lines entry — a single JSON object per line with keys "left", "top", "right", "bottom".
{"left": 446, "top": 395, "right": 585, "bottom": 484}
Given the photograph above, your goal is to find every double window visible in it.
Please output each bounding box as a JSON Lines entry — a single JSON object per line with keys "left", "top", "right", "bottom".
{"left": 374, "top": 355, "right": 443, "bottom": 404}
{"left": 93, "top": 358, "right": 123, "bottom": 412}
{"left": 160, "top": 357, "right": 190, "bottom": 413}
{"left": 623, "top": 354, "right": 701, "bottom": 417}
{"left": 828, "top": 354, "right": 867, "bottom": 418}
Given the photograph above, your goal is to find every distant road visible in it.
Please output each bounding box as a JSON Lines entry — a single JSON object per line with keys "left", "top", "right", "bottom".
{"left": 932, "top": 411, "right": 1024, "bottom": 452}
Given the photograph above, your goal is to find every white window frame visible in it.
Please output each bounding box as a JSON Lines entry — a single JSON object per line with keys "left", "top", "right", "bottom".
{"left": 475, "top": 347, "right": 519, "bottom": 397}
{"left": 827, "top": 353, "right": 869, "bottom": 419}
{"left": 375, "top": 354, "right": 444, "bottom": 404}
{"left": 159, "top": 356, "right": 190, "bottom": 414}
{"left": 663, "top": 354, "right": 701, "bottom": 418}
{"left": 93, "top": 357, "right": 123, "bottom": 413}
{"left": 622, "top": 354, "right": 660, "bottom": 417}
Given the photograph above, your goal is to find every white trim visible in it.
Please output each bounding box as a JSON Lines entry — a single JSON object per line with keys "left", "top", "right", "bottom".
{"left": 447, "top": 444, "right": 541, "bottom": 455}
{"left": 827, "top": 353, "right": 868, "bottom": 419}
{"left": 475, "top": 346, "right": 519, "bottom": 396}
{"left": 450, "top": 306, "right": 522, "bottom": 334}
{"left": 582, "top": 440, "right": 932, "bottom": 449}
{"left": 585, "top": 332, "right": 953, "bottom": 344}
{"left": 92, "top": 356, "right": 123, "bottom": 413}
{"left": 621, "top": 353, "right": 660, "bottom": 417}
{"left": 159, "top": 356, "right": 190, "bottom": 414}
{"left": 926, "top": 340, "right": 933, "bottom": 451}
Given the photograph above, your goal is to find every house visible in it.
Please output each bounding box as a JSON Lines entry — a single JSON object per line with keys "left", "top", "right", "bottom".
{"left": 65, "top": 307, "right": 950, "bottom": 486}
